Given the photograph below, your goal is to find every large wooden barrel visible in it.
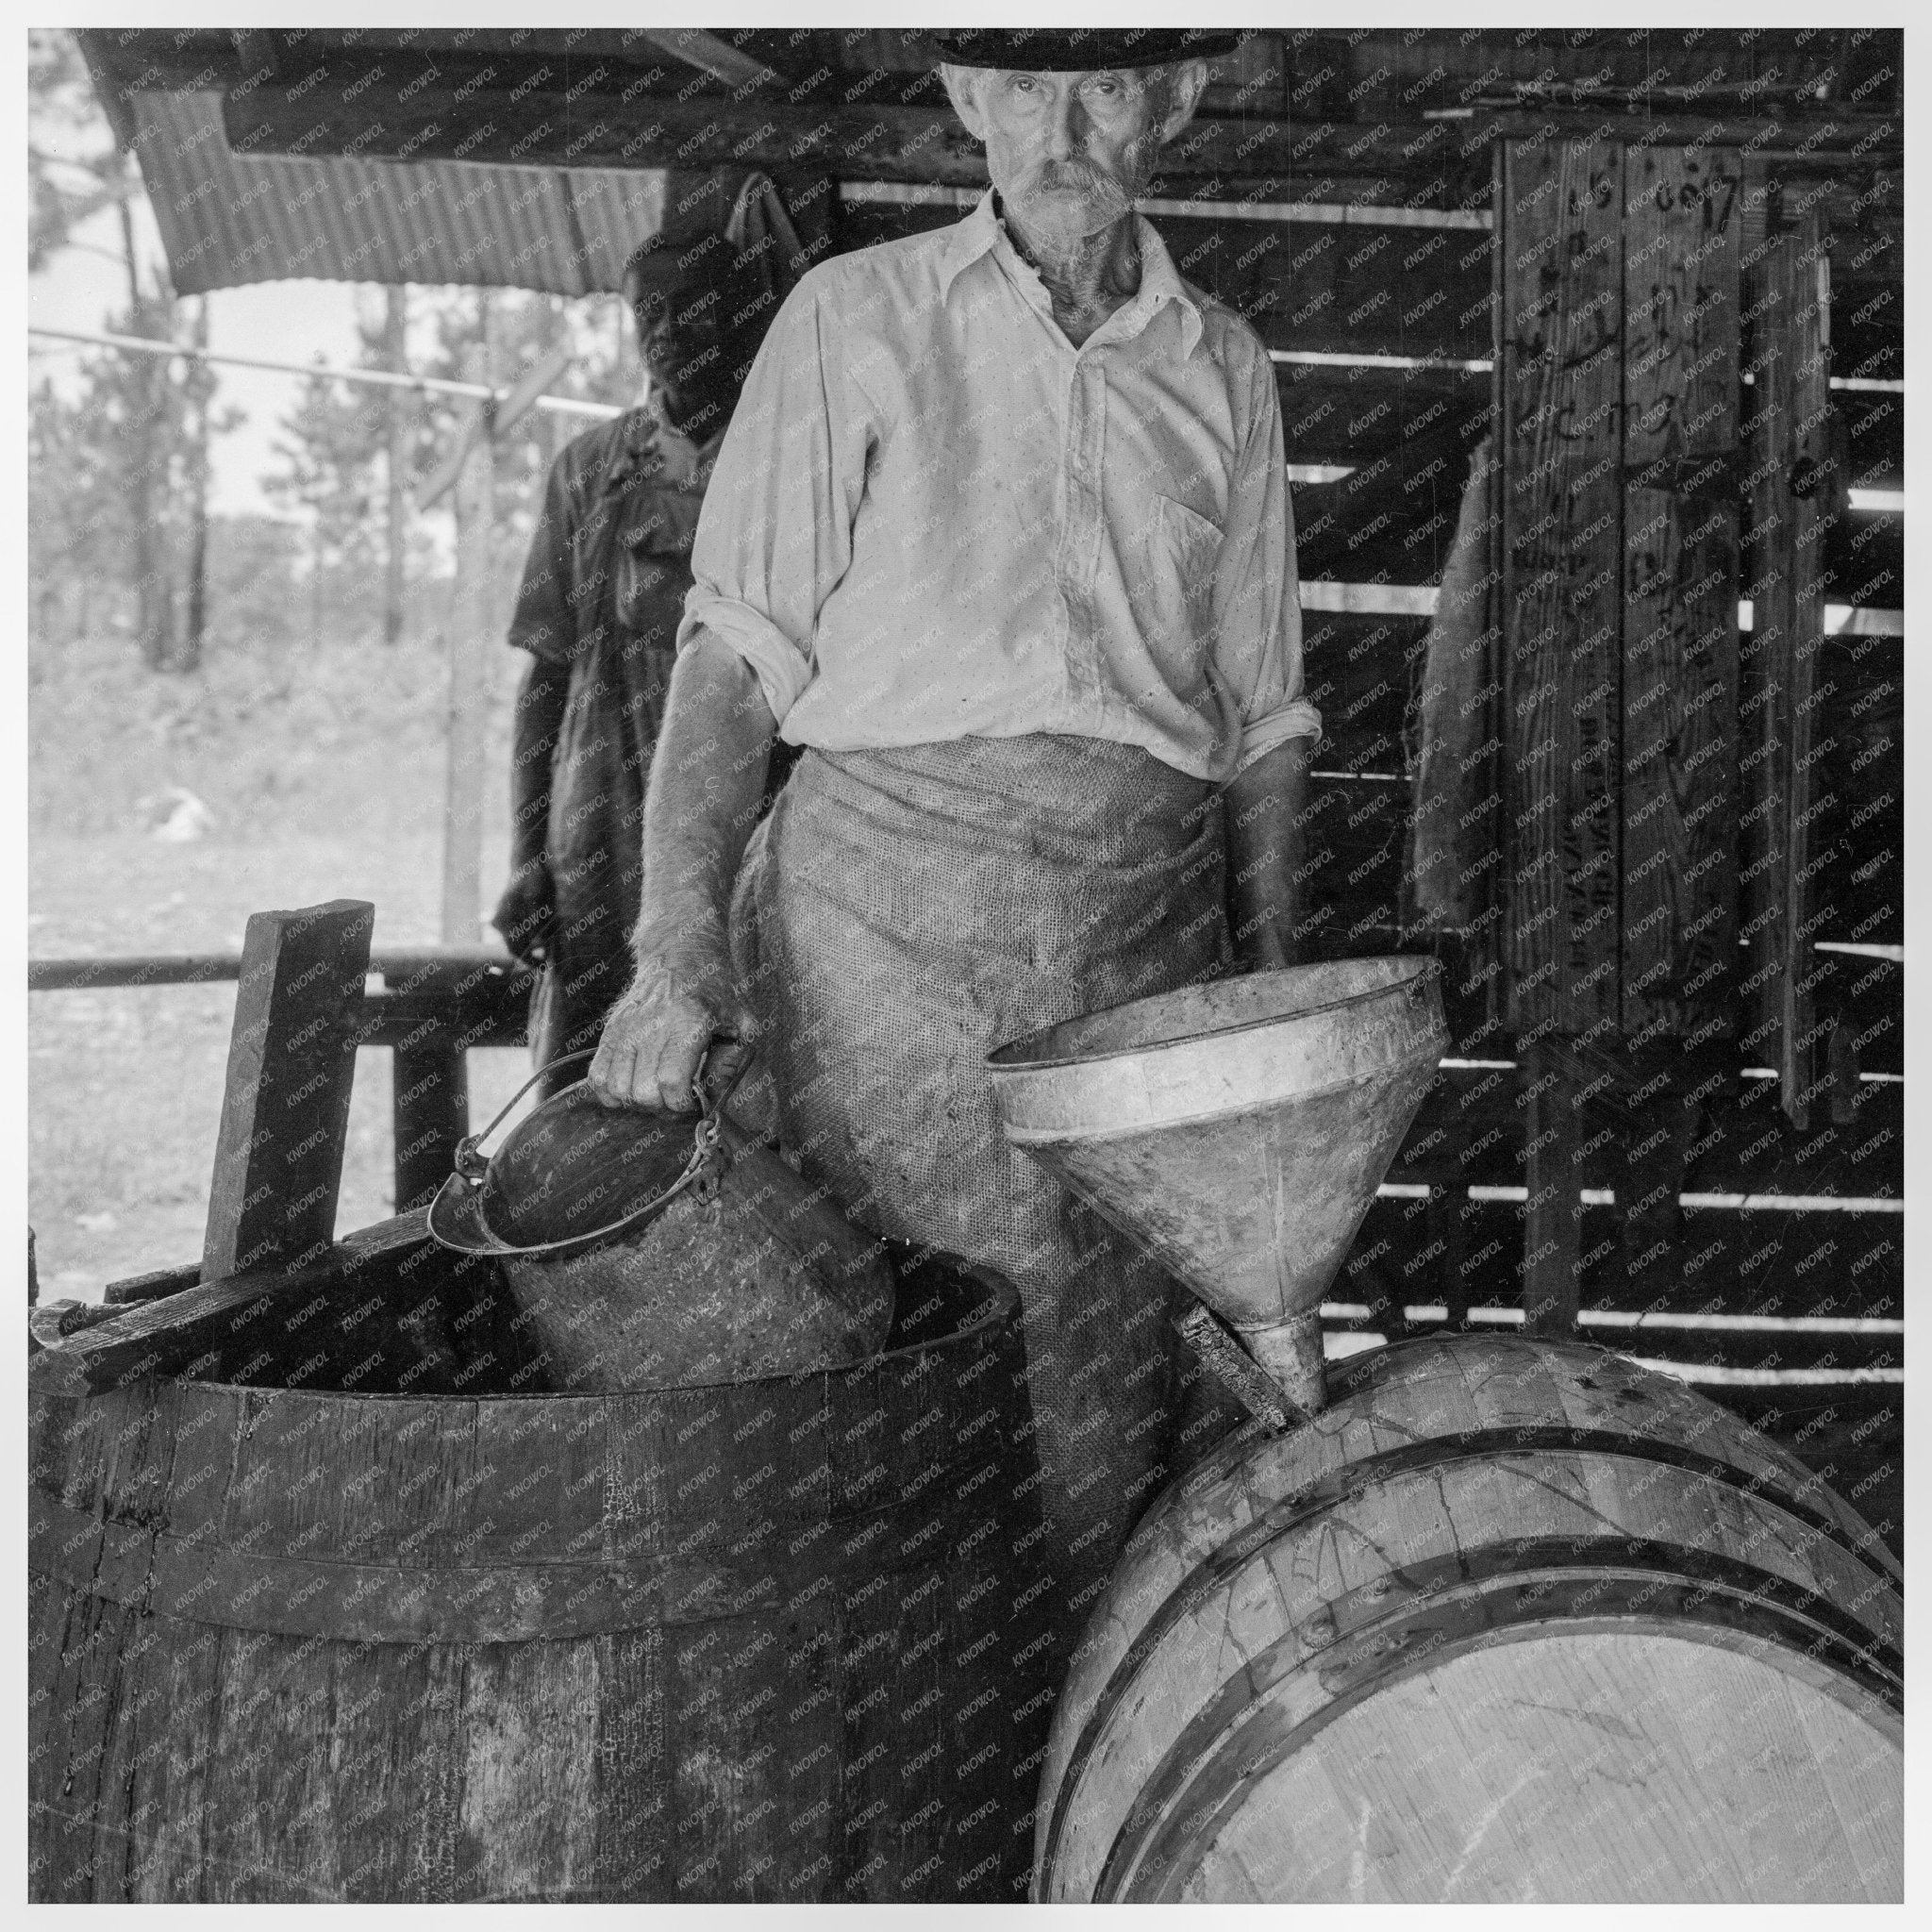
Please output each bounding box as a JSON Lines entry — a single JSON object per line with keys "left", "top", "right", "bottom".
{"left": 27, "top": 1237, "right": 1055, "bottom": 1903}
{"left": 1035, "top": 1333, "right": 1903, "bottom": 1904}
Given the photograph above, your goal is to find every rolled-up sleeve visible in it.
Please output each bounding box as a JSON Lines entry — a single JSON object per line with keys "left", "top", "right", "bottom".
{"left": 1212, "top": 346, "right": 1322, "bottom": 775}
{"left": 678, "top": 275, "right": 871, "bottom": 727}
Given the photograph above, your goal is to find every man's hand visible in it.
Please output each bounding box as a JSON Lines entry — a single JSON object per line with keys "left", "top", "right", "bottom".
{"left": 585, "top": 631, "right": 778, "bottom": 1112}
{"left": 491, "top": 858, "right": 557, "bottom": 967}
{"left": 588, "top": 919, "right": 757, "bottom": 1113}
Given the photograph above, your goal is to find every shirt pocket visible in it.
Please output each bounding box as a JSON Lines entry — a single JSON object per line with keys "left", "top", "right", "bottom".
{"left": 615, "top": 492, "right": 704, "bottom": 632}
{"left": 1141, "top": 492, "right": 1224, "bottom": 644}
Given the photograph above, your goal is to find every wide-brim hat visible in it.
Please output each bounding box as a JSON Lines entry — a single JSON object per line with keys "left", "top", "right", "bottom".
{"left": 932, "top": 28, "right": 1242, "bottom": 71}
{"left": 621, "top": 170, "right": 809, "bottom": 305}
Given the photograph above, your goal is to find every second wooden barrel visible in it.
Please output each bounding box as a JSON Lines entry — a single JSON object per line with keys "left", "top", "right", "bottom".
{"left": 1035, "top": 1333, "right": 1903, "bottom": 1904}
{"left": 28, "top": 1237, "right": 1055, "bottom": 1904}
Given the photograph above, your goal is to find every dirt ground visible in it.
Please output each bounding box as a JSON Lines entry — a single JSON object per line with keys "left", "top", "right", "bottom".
{"left": 28, "top": 627, "right": 535, "bottom": 1302}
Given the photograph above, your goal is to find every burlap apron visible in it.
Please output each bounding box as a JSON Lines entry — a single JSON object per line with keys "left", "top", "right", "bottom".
{"left": 732, "top": 733, "right": 1232, "bottom": 1633}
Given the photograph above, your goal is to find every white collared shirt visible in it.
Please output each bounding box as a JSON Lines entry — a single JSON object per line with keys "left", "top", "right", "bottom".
{"left": 679, "top": 189, "right": 1320, "bottom": 782}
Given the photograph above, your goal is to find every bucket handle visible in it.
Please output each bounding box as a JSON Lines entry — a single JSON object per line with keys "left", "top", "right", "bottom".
{"left": 443, "top": 1040, "right": 749, "bottom": 1261}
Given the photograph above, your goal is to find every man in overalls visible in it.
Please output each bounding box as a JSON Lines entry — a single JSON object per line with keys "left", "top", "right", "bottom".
{"left": 590, "top": 32, "right": 1320, "bottom": 1639}
{"left": 492, "top": 178, "right": 802, "bottom": 1088}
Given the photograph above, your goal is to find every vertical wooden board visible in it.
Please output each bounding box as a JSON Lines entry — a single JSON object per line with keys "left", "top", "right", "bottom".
{"left": 601, "top": 1393, "right": 681, "bottom": 1569}
{"left": 26, "top": 1577, "right": 124, "bottom": 1901}
{"left": 31, "top": 1386, "right": 114, "bottom": 1515}
{"left": 202, "top": 898, "right": 375, "bottom": 1282}
{"left": 219, "top": 1392, "right": 453, "bottom": 1569}
{"left": 455, "top": 1641, "right": 601, "bottom": 1898}
{"left": 341, "top": 1638, "right": 467, "bottom": 1901}
{"left": 836, "top": 1561, "right": 944, "bottom": 1902}
{"left": 467, "top": 1395, "right": 602, "bottom": 1568}
{"left": 1740, "top": 218, "right": 1833, "bottom": 1125}
{"left": 392, "top": 1038, "right": 472, "bottom": 1214}
{"left": 1522, "top": 1045, "right": 1581, "bottom": 1338}
{"left": 1498, "top": 137, "right": 1624, "bottom": 1037}
{"left": 442, "top": 351, "right": 493, "bottom": 945}
{"left": 665, "top": 1608, "right": 772, "bottom": 1899}
{"left": 592, "top": 1624, "right": 673, "bottom": 1899}
{"left": 1620, "top": 489, "right": 1740, "bottom": 1033}
{"left": 1620, "top": 146, "right": 1741, "bottom": 1041}
{"left": 121, "top": 1613, "right": 227, "bottom": 1900}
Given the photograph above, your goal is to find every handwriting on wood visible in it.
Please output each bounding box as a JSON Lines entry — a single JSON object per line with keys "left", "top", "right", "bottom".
{"left": 1620, "top": 146, "right": 1741, "bottom": 1043}
{"left": 1499, "top": 137, "right": 1624, "bottom": 1039}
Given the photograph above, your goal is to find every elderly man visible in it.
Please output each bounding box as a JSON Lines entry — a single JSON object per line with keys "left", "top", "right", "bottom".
{"left": 591, "top": 31, "right": 1320, "bottom": 1633}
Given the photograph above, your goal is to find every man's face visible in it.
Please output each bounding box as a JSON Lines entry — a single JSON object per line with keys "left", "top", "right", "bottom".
{"left": 630, "top": 278, "right": 718, "bottom": 389}
{"left": 945, "top": 65, "right": 1202, "bottom": 242}
{"left": 627, "top": 272, "right": 735, "bottom": 429}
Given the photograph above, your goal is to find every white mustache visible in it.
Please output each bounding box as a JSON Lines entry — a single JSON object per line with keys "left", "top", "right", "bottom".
{"left": 1029, "top": 161, "right": 1130, "bottom": 204}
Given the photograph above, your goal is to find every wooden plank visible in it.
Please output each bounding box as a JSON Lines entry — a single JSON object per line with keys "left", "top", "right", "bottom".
{"left": 391, "top": 1041, "right": 470, "bottom": 1214}
{"left": 26, "top": 944, "right": 525, "bottom": 992}
{"left": 1497, "top": 136, "right": 1625, "bottom": 1040}
{"left": 1294, "top": 28, "right": 1885, "bottom": 121}
{"left": 1521, "top": 1044, "right": 1581, "bottom": 1336}
{"left": 1293, "top": 437, "right": 1485, "bottom": 586}
{"left": 1384, "top": 1058, "right": 1903, "bottom": 1201}
{"left": 30, "top": 1212, "right": 430, "bottom": 1399}
{"left": 1740, "top": 214, "right": 1834, "bottom": 1125}
{"left": 201, "top": 899, "right": 375, "bottom": 1283}
{"left": 1339, "top": 1194, "right": 1904, "bottom": 1335}
{"left": 103, "top": 1261, "right": 202, "bottom": 1307}
{"left": 1813, "top": 638, "right": 1902, "bottom": 948}
{"left": 1277, "top": 364, "right": 1492, "bottom": 467}
{"left": 1298, "top": 613, "right": 1431, "bottom": 767}
{"left": 1619, "top": 145, "right": 1742, "bottom": 1041}
{"left": 215, "top": 58, "right": 1506, "bottom": 192}
{"left": 441, "top": 346, "right": 492, "bottom": 946}
{"left": 1837, "top": 386, "right": 1903, "bottom": 490}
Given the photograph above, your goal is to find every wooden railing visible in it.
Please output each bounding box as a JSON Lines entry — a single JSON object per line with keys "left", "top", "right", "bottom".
{"left": 28, "top": 946, "right": 535, "bottom": 1215}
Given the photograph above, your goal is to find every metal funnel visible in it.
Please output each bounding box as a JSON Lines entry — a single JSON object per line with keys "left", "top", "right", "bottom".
{"left": 988, "top": 958, "right": 1446, "bottom": 1412}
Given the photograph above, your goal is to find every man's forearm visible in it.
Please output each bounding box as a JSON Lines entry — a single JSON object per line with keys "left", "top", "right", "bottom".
{"left": 634, "top": 629, "right": 778, "bottom": 959}
{"left": 1223, "top": 734, "right": 1311, "bottom": 967}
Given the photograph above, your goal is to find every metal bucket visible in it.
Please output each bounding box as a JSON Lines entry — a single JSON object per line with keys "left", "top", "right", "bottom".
{"left": 987, "top": 958, "right": 1446, "bottom": 1411}
{"left": 428, "top": 1051, "right": 895, "bottom": 1390}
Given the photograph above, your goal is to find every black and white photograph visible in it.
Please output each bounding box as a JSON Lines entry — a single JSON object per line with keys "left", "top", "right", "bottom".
{"left": 20, "top": 6, "right": 1916, "bottom": 1909}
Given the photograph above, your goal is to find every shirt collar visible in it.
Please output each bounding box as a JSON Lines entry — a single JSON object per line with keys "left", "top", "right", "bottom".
{"left": 939, "top": 188, "right": 1205, "bottom": 359}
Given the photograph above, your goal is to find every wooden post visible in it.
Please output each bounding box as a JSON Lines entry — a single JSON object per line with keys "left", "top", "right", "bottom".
{"left": 382, "top": 284, "right": 410, "bottom": 645}
{"left": 1619, "top": 143, "right": 1741, "bottom": 1044}
{"left": 441, "top": 341, "right": 494, "bottom": 946}
{"left": 1497, "top": 134, "right": 1624, "bottom": 1041}
{"left": 201, "top": 900, "right": 375, "bottom": 1282}
{"left": 392, "top": 1037, "right": 470, "bottom": 1213}
{"left": 1522, "top": 1044, "right": 1580, "bottom": 1339}
{"left": 1740, "top": 213, "right": 1834, "bottom": 1126}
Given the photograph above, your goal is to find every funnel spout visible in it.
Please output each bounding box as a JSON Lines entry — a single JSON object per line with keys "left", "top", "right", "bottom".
{"left": 1234, "top": 1311, "right": 1326, "bottom": 1415}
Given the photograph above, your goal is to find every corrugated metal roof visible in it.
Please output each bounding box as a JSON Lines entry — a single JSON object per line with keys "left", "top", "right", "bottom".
{"left": 127, "top": 89, "right": 721, "bottom": 294}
